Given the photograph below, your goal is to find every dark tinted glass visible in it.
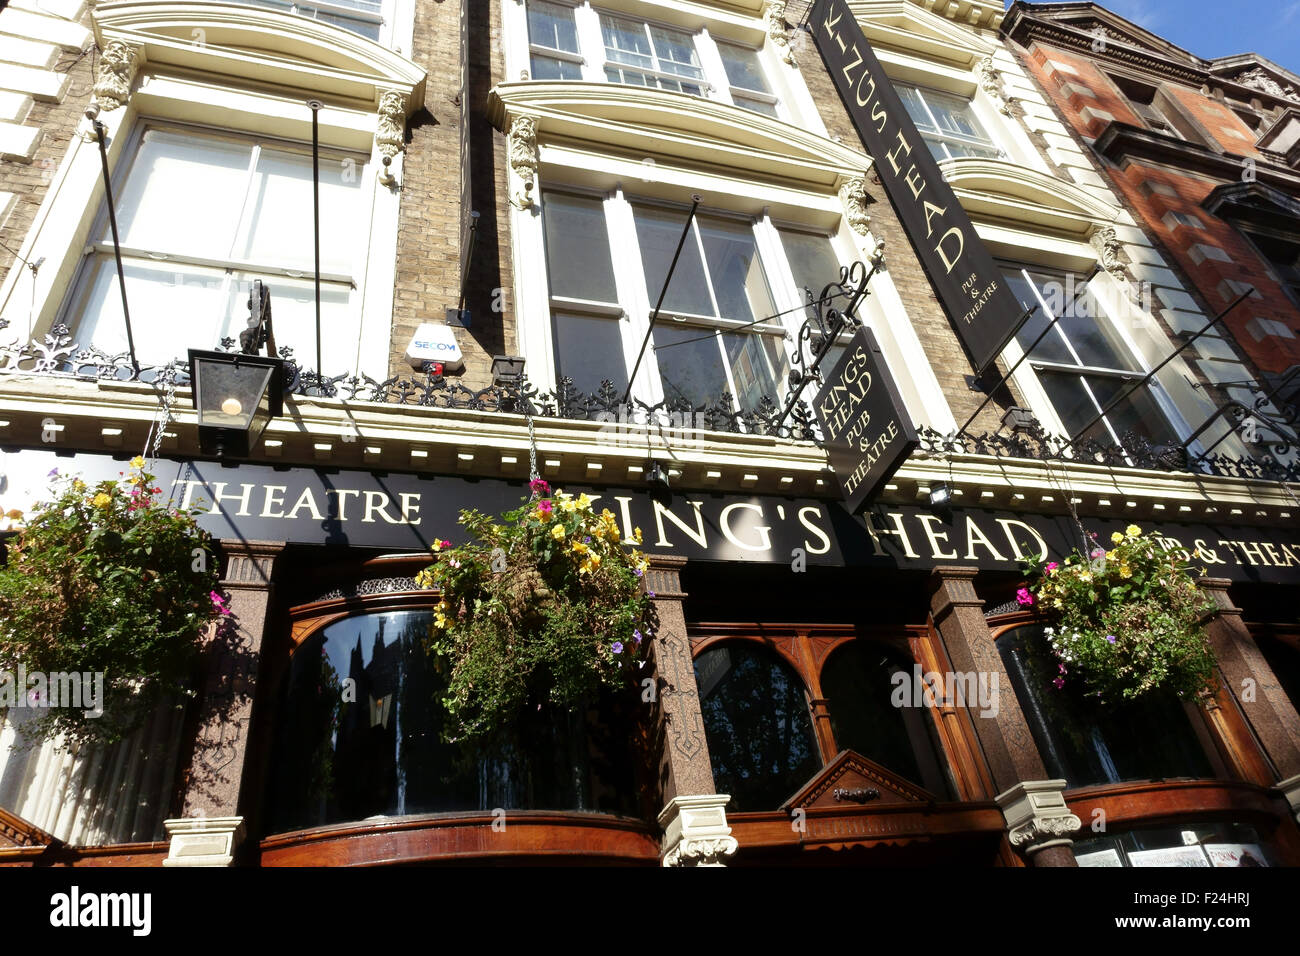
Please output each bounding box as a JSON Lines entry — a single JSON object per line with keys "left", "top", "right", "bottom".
{"left": 695, "top": 643, "right": 820, "bottom": 811}
{"left": 266, "top": 610, "right": 638, "bottom": 832}
{"left": 997, "top": 625, "right": 1214, "bottom": 788}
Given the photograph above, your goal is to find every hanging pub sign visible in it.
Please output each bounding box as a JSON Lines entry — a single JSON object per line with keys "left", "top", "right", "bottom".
{"left": 809, "top": 0, "right": 1026, "bottom": 376}
{"left": 812, "top": 327, "right": 918, "bottom": 513}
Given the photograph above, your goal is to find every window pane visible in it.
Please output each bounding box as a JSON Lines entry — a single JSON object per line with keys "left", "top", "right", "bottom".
{"left": 1084, "top": 375, "right": 1179, "bottom": 447}
{"left": 542, "top": 193, "right": 618, "bottom": 302}
{"left": 601, "top": 15, "right": 654, "bottom": 70}
{"left": 716, "top": 41, "right": 769, "bottom": 93}
{"left": 821, "top": 642, "right": 952, "bottom": 796}
{"left": 648, "top": 25, "right": 703, "bottom": 80}
{"left": 695, "top": 643, "right": 820, "bottom": 812}
{"left": 896, "top": 84, "right": 935, "bottom": 133}
{"left": 633, "top": 205, "right": 713, "bottom": 317}
{"left": 732, "top": 94, "right": 778, "bottom": 117}
{"left": 531, "top": 54, "right": 583, "bottom": 80}
{"left": 72, "top": 259, "right": 229, "bottom": 366}
{"left": 997, "top": 626, "right": 1213, "bottom": 788}
{"left": 722, "top": 330, "right": 785, "bottom": 410}
{"left": 230, "top": 273, "right": 356, "bottom": 373}
{"left": 266, "top": 610, "right": 638, "bottom": 832}
{"left": 527, "top": 0, "right": 578, "bottom": 53}
{"left": 1036, "top": 369, "right": 1104, "bottom": 439}
{"left": 926, "top": 89, "right": 985, "bottom": 139}
{"left": 697, "top": 216, "right": 774, "bottom": 323}
{"left": 1002, "top": 267, "right": 1082, "bottom": 366}
{"left": 653, "top": 324, "right": 728, "bottom": 407}
{"left": 239, "top": 147, "right": 364, "bottom": 275}
{"left": 552, "top": 312, "right": 628, "bottom": 395}
{"left": 779, "top": 229, "right": 843, "bottom": 307}
{"left": 112, "top": 130, "right": 251, "bottom": 259}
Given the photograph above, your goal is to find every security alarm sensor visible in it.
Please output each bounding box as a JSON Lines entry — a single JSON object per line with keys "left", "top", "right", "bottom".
{"left": 405, "top": 322, "right": 465, "bottom": 373}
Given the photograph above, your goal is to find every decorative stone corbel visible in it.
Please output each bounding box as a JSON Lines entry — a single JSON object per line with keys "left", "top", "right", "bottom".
{"left": 508, "top": 114, "right": 540, "bottom": 210}
{"left": 764, "top": 1, "right": 797, "bottom": 68}
{"left": 1088, "top": 223, "right": 1124, "bottom": 276}
{"left": 838, "top": 176, "right": 872, "bottom": 236}
{"left": 162, "top": 816, "right": 245, "bottom": 867}
{"left": 996, "top": 779, "right": 1081, "bottom": 858}
{"left": 91, "top": 40, "right": 140, "bottom": 112}
{"left": 375, "top": 89, "right": 407, "bottom": 186}
{"left": 659, "top": 794, "right": 738, "bottom": 867}
{"left": 976, "top": 55, "right": 1024, "bottom": 118}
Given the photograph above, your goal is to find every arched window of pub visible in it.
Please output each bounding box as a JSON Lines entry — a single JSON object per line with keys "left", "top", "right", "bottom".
{"left": 819, "top": 642, "right": 954, "bottom": 797}
{"left": 265, "top": 607, "right": 639, "bottom": 833}
{"left": 694, "top": 642, "right": 820, "bottom": 812}
{"left": 996, "top": 624, "right": 1215, "bottom": 788}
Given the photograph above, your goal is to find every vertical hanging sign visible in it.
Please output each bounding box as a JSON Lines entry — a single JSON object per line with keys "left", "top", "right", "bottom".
{"left": 809, "top": 0, "right": 1026, "bottom": 375}
{"left": 812, "top": 327, "right": 919, "bottom": 514}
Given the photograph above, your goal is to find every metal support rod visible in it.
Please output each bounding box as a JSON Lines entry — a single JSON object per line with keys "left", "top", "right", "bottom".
{"left": 1067, "top": 288, "right": 1255, "bottom": 444}
{"left": 954, "top": 304, "right": 1046, "bottom": 439}
{"left": 94, "top": 121, "right": 139, "bottom": 376}
{"left": 457, "top": 210, "right": 481, "bottom": 315}
{"left": 1186, "top": 366, "right": 1300, "bottom": 460}
{"left": 622, "top": 195, "right": 701, "bottom": 404}
{"left": 308, "top": 99, "right": 324, "bottom": 383}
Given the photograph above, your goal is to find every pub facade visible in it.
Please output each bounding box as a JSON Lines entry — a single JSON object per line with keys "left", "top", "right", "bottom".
{"left": 0, "top": 0, "right": 1297, "bottom": 868}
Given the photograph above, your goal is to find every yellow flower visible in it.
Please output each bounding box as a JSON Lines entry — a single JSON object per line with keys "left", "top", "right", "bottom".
{"left": 570, "top": 541, "right": 588, "bottom": 555}
{"left": 1126, "top": 524, "right": 1141, "bottom": 538}
{"left": 91, "top": 492, "right": 111, "bottom": 508}
{"left": 129, "top": 455, "right": 145, "bottom": 470}
{"left": 1079, "top": 571, "right": 1091, "bottom": 582}
{"left": 634, "top": 527, "right": 643, "bottom": 543}
{"left": 576, "top": 493, "right": 593, "bottom": 510}
{"left": 551, "top": 523, "right": 565, "bottom": 540}
{"left": 561, "top": 497, "right": 578, "bottom": 513}
{"left": 1119, "top": 563, "right": 1132, "bottom": 579}
{"left": 4, "top": 509, "right": 21, "bottom": 520}
{"left": 71, "top": 478, "right": 86, "bottom": 492}
{"left": 1111, "top": 532, "right": 1124, "bottom": 545}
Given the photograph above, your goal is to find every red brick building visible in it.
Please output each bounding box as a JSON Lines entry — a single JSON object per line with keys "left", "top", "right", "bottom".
{"left": 1005, "top": 1, "right": 1300, "bottom": 421}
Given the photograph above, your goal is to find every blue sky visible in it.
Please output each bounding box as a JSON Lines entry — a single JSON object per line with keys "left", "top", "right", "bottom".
{"left": 1012, "top": 0, "right": 1300, "bottom": 74}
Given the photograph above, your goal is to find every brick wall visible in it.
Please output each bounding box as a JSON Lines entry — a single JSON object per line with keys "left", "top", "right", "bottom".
{"left": 0, "top": 0, "right": 93, "bottom": 275}
{"left": 389, "top": 0, "right": 513, "bottom": 390}
{"left": 1018, "top": 41, "right": 1300, "bottom": 375}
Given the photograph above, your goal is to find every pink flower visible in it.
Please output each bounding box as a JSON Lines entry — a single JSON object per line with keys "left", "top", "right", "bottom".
{"left": 210, "top": 590, "right": 231, "bottom": 617}
{"left": 537, "top": 499, "right": 553, "bottom": 516}
{"left": 1045, "top": 562, "right": 1058, "bottom": 573}
{"left": 1016, "top": 587, "right": 1034, "bottom": 606}
{"left": 1090, "top": 548, "right": 1105, "bottom": 560}
{"left": 1052, "top": 677, "right": 1065, "bottom": 690}
{"left": 529, "top": 478, "right": 550, "bottom": 497}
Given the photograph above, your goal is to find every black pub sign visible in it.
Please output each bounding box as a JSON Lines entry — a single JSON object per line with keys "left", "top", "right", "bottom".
{"left": 812, "top": 327, "right": 918, "bottom": 513}
{"left": 810, "top": 0, "right": 1026, "bottom": 375}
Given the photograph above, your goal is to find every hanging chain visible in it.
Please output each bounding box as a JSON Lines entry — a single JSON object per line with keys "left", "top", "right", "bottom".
{"left": 142, "top": 363, "right": 178, "bottom": 467}
{"left": 523, "top": 390, "right": 540, "bottom": 483}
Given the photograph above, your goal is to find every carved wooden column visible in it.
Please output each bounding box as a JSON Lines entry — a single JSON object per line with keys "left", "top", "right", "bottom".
{"left": 165, "top": 540, "right": 283, "bottom": 866}
{"left": 929, "top": 566, "right": 1078, "bottom": 866}
{"left": 646, "top": 556, "right": 736, "bottom": 866}
{"left": 1200, "top": 579, "right": 1300, "bottom": 782}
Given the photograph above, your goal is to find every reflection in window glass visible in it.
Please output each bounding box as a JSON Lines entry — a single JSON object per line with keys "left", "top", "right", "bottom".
{"left": 997, "top": 625, "right": 1214, "bottom": 789}
{"left": 527, "top": 0, "right": 583, "bottom": 80}
{"left": 695, "top": 643, "right": 820, "bottom": 811}
{"left": 820, "top": 642, "right": 953, "bottom": 797}
{"left": 553, "top": 312, "right": 628, "bottom": 395}
{"left": 698, "top": 216, "right": 776, "bottom": 324}
{"left": 601, "top": 15, "right": 705, "bottom": 94}
{"left": 715, "top": 41, "right": 777, "bottom": 116}
{"left": 895, "top": 83, "right": 1002, "bottom": 162}
{"left": 778, "top": 229, "right": 843, "bottom": 308}
{"left": 654, "top": 323, "right": 730, "bottom": 408}
{"left": 633, "top": 205, "right": 714, "bottom": 317}
{"left": 266, "top": 610, "right": 638, "bottom": 832}
{"left": 543, "top": 192, "right": 618, "bottom": 302}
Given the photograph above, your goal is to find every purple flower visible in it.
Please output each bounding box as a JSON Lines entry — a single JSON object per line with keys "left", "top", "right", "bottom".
{"left": 648, "top": 591, "right": 655, "bottom": 598}
{"left": 1016, "top": 587, "right": 1034, "bottom": 606}
{"left": 611, "top": 641, "right": 624, "bottom": 655}
{"left": 633, "top": 629, "right": 643, "bottom": 644}
{"left": 1052, "top": 677, "right": 1065, "bottom": 690}
{"left": 47, "top": 468, "right": 59, "bottom": 478}
{"left": 1105, "top": 634, "right": 1117, "bottom": 644}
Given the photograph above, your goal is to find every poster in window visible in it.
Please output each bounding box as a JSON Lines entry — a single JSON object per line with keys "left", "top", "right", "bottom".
{"left": 1204, "top": 843, "right": 1269, "bottom": 867}
{"left": 1075, "top": 848, "right": 1124, "bottom": 867}
{"left": 1126, "top": 846, "right": 1211, "bottom": 867}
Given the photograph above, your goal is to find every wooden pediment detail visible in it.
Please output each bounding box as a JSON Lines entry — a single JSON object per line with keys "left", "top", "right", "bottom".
{"left": 781, "top": 750, "right": 934, "bottom": 810}
{"left": 0, "top": 806, "right": 56, "bottom": 849}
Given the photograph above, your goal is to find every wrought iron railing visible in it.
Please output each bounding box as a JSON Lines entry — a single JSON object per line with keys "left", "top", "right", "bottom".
{"left": 3, "top": 318, "right": 1296, "bottom": 484}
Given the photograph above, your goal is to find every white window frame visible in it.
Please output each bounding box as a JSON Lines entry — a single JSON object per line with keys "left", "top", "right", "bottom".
{"left": 56, "top": 119, "right": 375, "bottom": 372}
{"left": 895, "top": 81, "right": 1005, "bottom": 162}
{"left": 511, "top": 0, "right": 788, "bottom": 121}
{"left": 998, "top": 262, "right": 1192, "bottom": 459}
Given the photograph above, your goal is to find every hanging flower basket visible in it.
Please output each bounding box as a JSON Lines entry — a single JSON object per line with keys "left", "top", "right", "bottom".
{"left": 1019, "top": 525, "right": 1217, "bottom": 703}
{"left": 416, "top": 479, "right": 656, "bottom": 744}
{"left": 0, "top": 457, "right": 225, "bottom": 745}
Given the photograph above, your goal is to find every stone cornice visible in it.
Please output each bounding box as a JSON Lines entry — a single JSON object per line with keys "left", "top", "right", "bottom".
{"left": 1004, "top": 3, "right": 1300, "bottom": 111}
{"left": 0, "top": 374, "right": 1297, "bottom": 522}
{"left": 1094, "top": 122, "right": 1300, "bottom": 193}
